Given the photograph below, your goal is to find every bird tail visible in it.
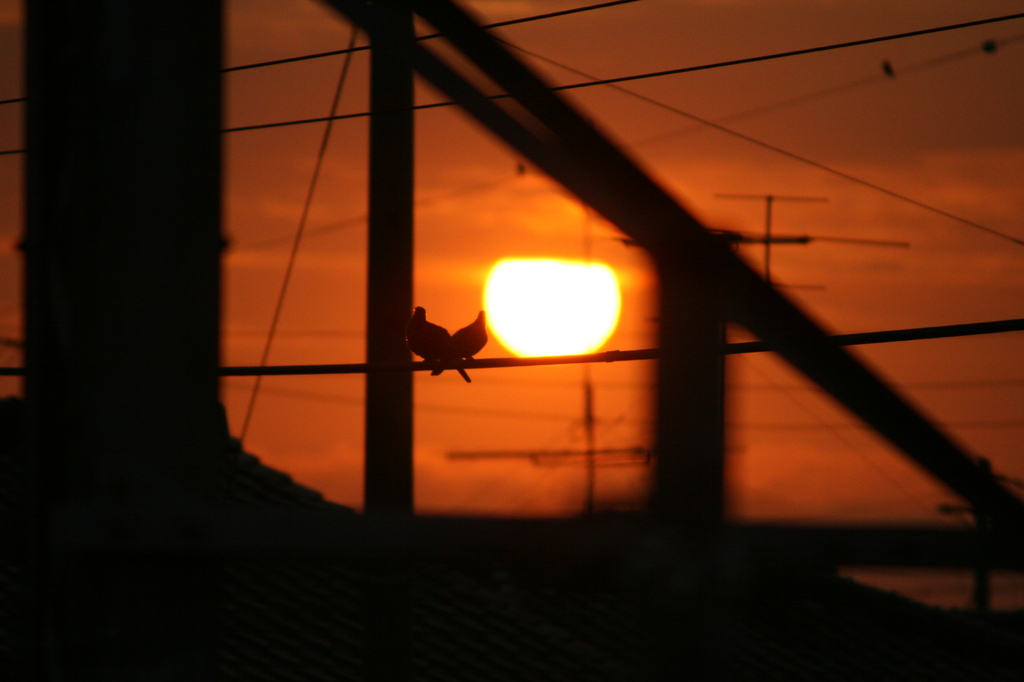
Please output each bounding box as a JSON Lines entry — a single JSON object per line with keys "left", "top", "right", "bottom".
{"left": 457, "top": 368, "right": 471, "bottom": 383}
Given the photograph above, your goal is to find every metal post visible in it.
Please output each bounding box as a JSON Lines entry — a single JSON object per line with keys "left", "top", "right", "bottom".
{"left": 974, "top": 459, "right": 992, "bottom": 612}
{"left": 647, "top": 241, "right": 729, "bottom": 681}
{"left": 583, "top": 365, "right": 596, "bottom": 515}
{"left": 25, "top": 1, "right": 222, "bottom": 679}
{"left": 363, "top": 4, "right": 414, "bottom": 682}
{"left": 364, "top": 2, "right": 415, "bottom": 515}
{"left": 764, "top": 195, "right": 773, "bottom": 284}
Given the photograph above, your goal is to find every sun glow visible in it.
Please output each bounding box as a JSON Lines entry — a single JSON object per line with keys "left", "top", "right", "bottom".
{"left": 484, "top": 259, "right": 621, "bottom": 357}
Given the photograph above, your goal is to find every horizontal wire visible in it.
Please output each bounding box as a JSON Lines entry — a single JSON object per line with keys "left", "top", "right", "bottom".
{"left": 3, "top": 317, "right": 1020, "bottom": 377}
{"left": 220, "top": 0, "right": 640, "bottom": 73}
{"left": 222, "top": 380, "right": 578, "bottom": 421}
{"left": 223, "top": 378, "right": 1024, "bottom": 430}
{"left": 223, "top": 317, "right": 1024, "bottom": 376}
{"left": 503, "top": 38, "right": 1024, "bottom": 248}
{"left": 5, "top": 9, "right": 1023, "bottom": 132}
{"left": 615, "top": 32, "right": 1024, "bottom": 150}
{"left": 742, "top": 420, "right": 1024, "bottom": 431}
{"left": 239, "top": 168, "right": 520, "bottom": 249}
{"left": 545, "top": 12, "right": 1024, "bottom": 92}
{"left": 220, "top": 12, "right": 1024, "bottom": 132}
{"left": 217, "top": 18, "right": 1024, "bottom": 247}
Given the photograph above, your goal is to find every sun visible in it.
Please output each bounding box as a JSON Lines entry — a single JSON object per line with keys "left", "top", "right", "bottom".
{"left": 484, "top": 258, "right": 621, "bottom": 357}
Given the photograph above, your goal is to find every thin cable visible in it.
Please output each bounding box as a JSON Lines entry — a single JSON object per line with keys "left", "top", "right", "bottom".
{"left": 222, "top": 11, "right": 1024, "bottom": 129}
{"left": 221, "top": 0, "right": 640, "bottom": 73}
{"left": 546, "top": 12, "right": 1024, "bottom": 92}
{"left": 630, "top": 33, "right": 1024, "bottom": 149}
{"left": 743, "top": 420, "right": 1024, "bottom": 430}
{"left": 221, "top": 25, "right": 1024, "bottom": 246}
{"left": 238, "top": 26, "right": 359, "bottom": 443}
{"left": 221, "top": 100, "right": 452, "bottom": 133}
{"left": 243, "top": 168, "right": 520, "bottom": 249}
{"left": 738, "top": 354, "right": 968, "bottom": 526}
{"left": 502, "top": 40, "right": 1024, "bottom": 248}
{"left": 0, "top": 97, "right": 26, "bottom": 106}
{"left": 0, "top": 149, "right": 25, "bottom": 156}
{"left": 226, "top": 380, "right": 579, "bottom": 421}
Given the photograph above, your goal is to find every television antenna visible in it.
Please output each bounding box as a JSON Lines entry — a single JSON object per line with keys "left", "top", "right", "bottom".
{"left": 715, "top": 194, "right": 829, "bottom": 284}
{"left": 447, "top": 209, "right": 649, "bottom": 515}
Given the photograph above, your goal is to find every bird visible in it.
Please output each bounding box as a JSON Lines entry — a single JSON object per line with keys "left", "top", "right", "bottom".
{"left": 882, "top": 60, "right": 895, "bottom": 77}
{"left": 405, "top": 307, "right": 471, "bottom": 382}
{"left": 451, "top": 310, "right": 487, "bottom": 360}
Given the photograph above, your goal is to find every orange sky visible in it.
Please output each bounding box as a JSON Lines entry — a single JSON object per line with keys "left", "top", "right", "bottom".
{"left": 1, "top": 0, "right": 1023, "bottom": 545}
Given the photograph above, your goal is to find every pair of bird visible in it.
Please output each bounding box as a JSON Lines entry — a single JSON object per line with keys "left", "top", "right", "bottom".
{"left": 406, "top": 307, "right": 487, "bottom": 383}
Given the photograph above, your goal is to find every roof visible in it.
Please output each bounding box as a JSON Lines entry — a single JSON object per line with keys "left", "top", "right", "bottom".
{"left": 1, "top": 397, "right": 1022, "bottom": 680}
{"left": 221, "top": 557, "right": 1024, "bottom": 682}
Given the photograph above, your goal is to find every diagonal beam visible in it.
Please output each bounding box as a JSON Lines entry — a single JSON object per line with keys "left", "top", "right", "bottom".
{"left": 319, "top": 0, "right": 1024, "bottom": 531}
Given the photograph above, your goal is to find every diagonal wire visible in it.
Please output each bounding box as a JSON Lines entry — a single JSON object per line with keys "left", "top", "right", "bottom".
{"left": 737, "top": 354, "right": 970, "bottom": 527}
{"left": 239, "top": 26, "right": 359, "bottom": 443}
{"left": 500, "top": 38, "right": 1024, "bottom": 249}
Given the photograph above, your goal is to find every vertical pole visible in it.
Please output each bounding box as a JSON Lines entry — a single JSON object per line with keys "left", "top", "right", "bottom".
{"left": 763, "top": 195, "right": 774, "bottom": 284}
{"left": 648, "top": 240, "right": 728, "bottom": 681}
{"left": 583, "top": 365, "right": 596, "bottom": 515}
{"left": 363, "top": 4, "right": 414, "bottom": 682}
{"left": 974, "top": 459, "right": 992, "bottom": 612}
{"left": 582, "top": 208, "right": 596, "bottom": 514}
{"left": 364, "top": 3, "right": 415, "bottom": 515}
{"left": 651, "top": 242, "right": 727, "bottom": 533}
{"left": 25, "top": 1, "right": 222, "bottom": 679}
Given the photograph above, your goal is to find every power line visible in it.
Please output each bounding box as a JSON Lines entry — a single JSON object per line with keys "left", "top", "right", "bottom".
{"left": 543, "top": 12, "right": 1024, "bottom": 93}
{"left": 6, "top": 10, "right": 1024, "bottom": 151}
{"left": 736, "top": 351, "right": 962, "bottom": 526}
{"left": 503, "top": 39, "right": 1024, "bottom": 248}
{"left": 220, "top": 12, "right": 1024, "bottom": 132}
{"left": 224, "top": 380, "right": 580, "bottom": 421}
{"left": 737, "top": 377, "right": 1024, "bottom": 392}
{"left": 742, "top": 420, "right": 1024, "bottom": 431}
{"left": 218, "top": 22, "right": 1024, "bottom": 248}
{"left": 0, "top": 0, "right": 642, "bottom": 124}
{"left": 2, "top": 316, "right": 1021, "bottom": 377}
{"left": 239, "top": 26, "right": 359, "bottom": 443}
{"left": 618, "top": 33, "right": 1024, "bottom": 149}
{"left": 211, "top": 316, "right": 1024, "bottom": 377}
{"left": 220, "top": 0, "right": 641, "bottom": 73}
{"left": 241, "top": 167, "right": 521, "bottom": 249}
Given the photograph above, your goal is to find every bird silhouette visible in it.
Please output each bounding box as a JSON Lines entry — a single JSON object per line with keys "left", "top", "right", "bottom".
{"left": 405, "top": 307, "right": 471, "bottom": 382}
{"left": 451, "top": 310, "right": 487, "bottom": 360}
{"left": 882, "top": 60, "right": 895, "bottom": 77}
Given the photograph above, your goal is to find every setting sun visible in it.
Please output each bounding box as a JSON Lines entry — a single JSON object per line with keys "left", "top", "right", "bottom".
{"left": 484, "top": 259, "right": 622, "bottom": 357}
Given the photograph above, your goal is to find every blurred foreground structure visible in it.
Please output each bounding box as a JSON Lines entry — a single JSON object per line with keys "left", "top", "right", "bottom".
{"left": 5, "top": 1, "right": 1024, "bottom": 680}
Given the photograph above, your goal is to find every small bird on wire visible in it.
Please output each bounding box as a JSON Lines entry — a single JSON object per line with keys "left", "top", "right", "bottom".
{"left": 406, "top": 306, "right": 473, "bottom": 382}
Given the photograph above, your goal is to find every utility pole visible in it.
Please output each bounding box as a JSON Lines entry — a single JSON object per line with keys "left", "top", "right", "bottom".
{"left": 363, "top": 4, "right": 414, "bottom": 682}
{"left": 364, "top": 4, "right": 415, "bottom": 514}
{"left": 26, "top": 1, "right": 223, "bottom": 679}
{"left": 716, "top": 194, "right": 828, "bottom": 284}
{"left": 583, "top": 365, "right": 597, "bottom": 514}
